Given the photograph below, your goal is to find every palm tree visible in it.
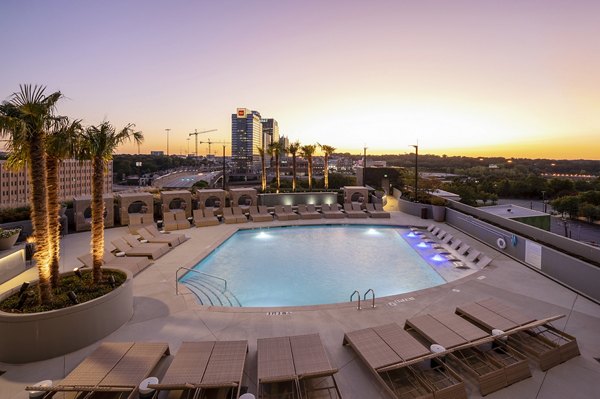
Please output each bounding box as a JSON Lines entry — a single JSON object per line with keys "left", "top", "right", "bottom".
{"left": 300, "top": 144, "right": 317, "bottom": 191}
{"left": 318, "top": 143, "right": 336, "bottom": 190}
{"left": 286, "top": 141, "right": 301, "bottom": 192}
{"left": 46, "top": 118, "right": 82, "bottom": 288}
{"left": 80, "top": 122, "right": 143, "bottom": 284}
{"left": 257, "top": 145, "right": 267, "bottom": 191}
{"left": 0, "top": 85, "right": 62, "bottom": 304}
{"left": 268, "top": 141, "right": 283, "bottom": 192}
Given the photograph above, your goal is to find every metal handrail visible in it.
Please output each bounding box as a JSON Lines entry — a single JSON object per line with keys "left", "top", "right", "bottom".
{"left": 350, "top": 290, "right": 361, "bottom": 310}
{"left": 363, "top": 289, "right": 376, "bottom": 308}
{"left": 176, "top": 267, "right": 227, "bottom": 295}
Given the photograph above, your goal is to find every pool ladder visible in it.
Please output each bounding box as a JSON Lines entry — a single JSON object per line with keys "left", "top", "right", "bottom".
{"left": 350, "top": 289, "right": 376, "bottom": 310}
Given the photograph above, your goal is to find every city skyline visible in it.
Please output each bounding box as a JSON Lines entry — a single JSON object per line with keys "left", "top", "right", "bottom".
{"left": 1, "top": 1, "right": 599, "bottom": 159}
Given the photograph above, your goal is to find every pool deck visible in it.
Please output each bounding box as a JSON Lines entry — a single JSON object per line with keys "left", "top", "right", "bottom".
{"left": 1, "top": 205, "right": 599, "bottom": 398}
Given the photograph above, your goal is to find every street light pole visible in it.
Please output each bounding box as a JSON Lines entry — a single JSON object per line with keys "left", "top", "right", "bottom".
{"left": 410, "top": 144, "right": 418, "bottom": 202}
{"left": 165, "top": 128, "right": 171, "bottom": 156}
{"left": 135, "top": 161, "right": 142, "bottom": 186}
{"left": 222, "top": 145, "right": 227, "bottom": 190}
{"left": 542, "top": 190, "right": 547, "bottom": 213}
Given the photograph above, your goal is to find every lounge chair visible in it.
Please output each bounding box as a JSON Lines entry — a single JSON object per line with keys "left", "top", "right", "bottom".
{"left": 163, "top": 211, "right": 181, "bottom": 231}
{"left": 365, "top": 203, "right": 391, "bottom": 218}
{"left": 111, "top": 237, "right": 169, "bottom": 260}
{"left": 456, "top": 298, "right": 580, "bottom": 371}
{"left": 441, "top": 234, "right": 454, "bottom": 244}
{"left": 436, "top": 230, "right": 447, "bottom": 240}
{"left": 297, "top": 204, "right": 321, "bottom": 219}
{"left": 146, "top": 224, "right": 187, "bottom": 243}
{"left": 427, "top": 224, "right": 436, "bottom": 232}
{"left": 343, "top": 323, "right": 466, "bottom": 399}
{"left": 449, "top": 239, "right": 463, "bottom": 250}
{"left": 456, "top": 243, "right": 471, "bottom": 256}
{"left": 232, "top": 206, "right": 249, "bottom": 222}
{"left": 476, "top": 255, "right": 493, "bottom": 268}
{"left": 465, "top": 249, "right": 482, "bottom": 263}
{"left": 405, "top": 314, "right": 530, "bottom": 395}
{"left": 320, "top": 203, "right": 345, "bottom": 219}
{"left": 148, "top": 340, "right": 247, "bottom": 398}
{"left": 77, "top": 250, "right": 151, "bottom": 277}
{"left": 258, "top": 334, "right": 341, "bottom": 399}
{"left": 137, "top": 226, "right": 181, "bottom": 247}
{"left": 26, "top": 342, "right": 169, "bottom": 399}
{"left": 128, "top": 213, "right": 153, "bottom": 234}
{"left": 174, "top": 211, "right": 191, "bottom": 229}
{"left": 222, "top": 207, "right": 247, "bottom": 224}
{"left": 431, "top": 227, "right": 440, "bottom": 236}
{"left": 193, "top": 208, "right": 220, "bottom": 227}
{"left": 249, "top": 205, "right": 273, "bottom": 222}
{"left": 343, "top": 203, "right": 368, "bottom": 218}
{"left": 273, "top": 205, "right": 299, "bottom": 221}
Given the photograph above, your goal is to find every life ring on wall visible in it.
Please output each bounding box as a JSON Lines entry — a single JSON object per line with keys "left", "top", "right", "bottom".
{"left": 496, "top": 237, "right": 507, "bottom": 249}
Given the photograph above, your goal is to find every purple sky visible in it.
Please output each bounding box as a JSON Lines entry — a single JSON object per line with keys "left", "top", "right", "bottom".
{"left": 1, "top": 0, "right": 599, "bottom": 158}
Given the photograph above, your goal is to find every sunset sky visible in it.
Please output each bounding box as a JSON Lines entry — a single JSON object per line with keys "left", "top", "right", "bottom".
{"left": 1, "top": 1, "right": 599, "bottom": 159}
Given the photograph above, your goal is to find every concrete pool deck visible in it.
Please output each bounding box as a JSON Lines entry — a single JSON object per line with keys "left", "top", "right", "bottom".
{"left": 1, "top": 207, "right": 599, "bottom": 398}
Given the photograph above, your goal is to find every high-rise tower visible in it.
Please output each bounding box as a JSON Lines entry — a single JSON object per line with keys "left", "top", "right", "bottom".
{"left": 231, "top": 108, "right": 263, "bottom": 174}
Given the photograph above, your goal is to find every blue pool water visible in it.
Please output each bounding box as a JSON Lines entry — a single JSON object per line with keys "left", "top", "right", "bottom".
{"left": 180, "top": 225, "right": 446, "bottom": 307}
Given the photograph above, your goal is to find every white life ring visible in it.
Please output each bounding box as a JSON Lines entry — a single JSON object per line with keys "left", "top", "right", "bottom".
{"left": 496, "top": 237, "right": 507, "bottom": 249}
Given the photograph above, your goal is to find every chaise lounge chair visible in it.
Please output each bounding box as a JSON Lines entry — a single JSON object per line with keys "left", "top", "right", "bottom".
{"left": 112, "top": 236, "right": 170, "bottom": 260}
{"left": 258, "top": 333, "right": 341, "bottom": 399}
{"left": 163, "top": 211, "right": 189, "bottom": 231}
{"left": 343, "top": 203, "right": 368, "bottom": 218}
{"left": 249, "top": 205, "right": 273, "bottom": 222}
{"left": 77, "top": 250, "right": 151, "bottom": 277}
{"left": 343, "top": 323, "right": 466, "bottom": 399}
{"left": 364, "top": 203, "right": 390, "bottom": 218}
{"left": 26, "top": 342, "right": 169, "bottom": 399}
{"left": 146, "top": 224, "right": 187, "bottom": 243}
{"left": 320, "top": 203, "right": 345, "bottom": 219}
{"left": 137, "top": 226, "right": 181, "bottom": 247}
{"left": 274, "top": 205, "right": 299, "bottom": 221}
{"left": 148, "top": 340, "right": 248, "bottom": 399}
{"left": 455, "top": 298, "right": 580, "bottom": 371}
{"left": 128, "top": 213, "right": 154, "bottom": 234}
{"left": 297, "top": 204, "right": 322, "bottom": 219}
{"left": 193, "top": 208, "right": 220, "bottom": 227}
{"left": 222, "top": 207, "right": 248, "bottom": 224}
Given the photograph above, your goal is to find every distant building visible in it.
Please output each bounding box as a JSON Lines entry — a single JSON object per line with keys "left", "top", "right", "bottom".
{"left": 0, "top": 159, "right": 113, "bottom": 207}
{"left": 260, "top": 118, "right": 279, "bottom": 149}
{"left": 231, "top": 108, "right": 263, "bottom": 174}
{"left": 150, "top": 151, "right": 165, "bottom": 156}
{"left": 478, "top": 204, "right": 551, "bottom": 231}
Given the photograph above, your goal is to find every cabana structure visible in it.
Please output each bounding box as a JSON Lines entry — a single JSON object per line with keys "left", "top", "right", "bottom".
{"left": 73, "top": 194, "right": 114, "bottom": 231}
{"left": 195, "top": 189, "right": 226, "bottom": 215}
{"left": 343, "top": 186, "right": 368, "bottom": 204}
{"left": 229, "top": 187, "right": 257, "bottom": 209}
{"left": 161, "top": 189, "right": 192, "bottom": 219}
{"left": 117, "top": 192, "right": 153, "bottom": 226}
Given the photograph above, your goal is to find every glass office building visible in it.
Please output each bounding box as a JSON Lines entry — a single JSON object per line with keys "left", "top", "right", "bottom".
{"left": 231, "top": 108, "right": 263, "bottom": 174}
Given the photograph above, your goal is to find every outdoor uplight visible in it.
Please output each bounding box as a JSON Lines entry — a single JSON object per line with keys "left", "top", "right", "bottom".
{"left": 67, "top": 291, "right": 79, "bottom": 305}
{"left": 108, "top": 275, "right": 116, "bottom": 288}
{"left": 73, "top": 268, "right": 83, "bottom": 279}
{"left": 18, "top": 281, "right": 30, "bottom": 296}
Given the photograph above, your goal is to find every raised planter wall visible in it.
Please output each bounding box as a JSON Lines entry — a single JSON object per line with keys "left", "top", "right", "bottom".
{"left": 0, "top": 269, "right": 133, "bottom": 364}
{"left": 258, "top": 192, "right": 339, "bottom": 207}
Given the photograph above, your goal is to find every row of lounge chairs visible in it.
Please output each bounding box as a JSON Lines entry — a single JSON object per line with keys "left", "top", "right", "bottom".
{"left": 27, "top": 333, "right": 340, "bottom": 399}
{"left": 418, "top": 224, "right": 493, "bottom": 269}
{"left": 27, "top": 298, "right": 579, "bottom": 399}
{"left": 343, "top": 298, "right": 579, "bottom": 398}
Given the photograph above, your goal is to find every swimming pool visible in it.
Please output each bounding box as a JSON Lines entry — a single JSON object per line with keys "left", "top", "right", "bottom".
{"left": 180, "top": 225, "right": 447, "bottom": 307}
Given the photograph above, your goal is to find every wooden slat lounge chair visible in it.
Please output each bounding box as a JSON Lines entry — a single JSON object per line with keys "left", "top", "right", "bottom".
{"left": 321, "top": 203, "right": 345, "bottom": 219}
{"left": 233, "top": 206, "right": 249, "bottom": 222}
{"left": 128, "top": 213, "right": 153, "bottom": 234}
{"left": 222, "top": 207, "right": 247, "bottom": 224}
{"left": 199, "top": 340, "right": 248, "bottom": 397}
{"left": 26, "top": 342, "right": 169, "bottom": 399}
{"left": 343, "top": 203, "right": 367, "bottom": 218}
{"left": 456, "top": 299, "right": 580, "bottom": 371}
{"left": 343, "top": 323, "right": 466, "bottom": 399}
{"left": 174, "top": 211, "right": 191, "bottom": 229}
{"left": 273, "top": 205, "right": 299, "bottom": 221}
{"left": 297, "top": 204, "right": 321, "bottom": 219}
{"left": 162, "top": 211, "right": 180, "bottom": 231}
{"left": 249, "top": 205, "right": 273, "bottom": 222}
{"left": 405, "top": 314, "right": 527, "bottom": 395}
{"left": 257, "top": 336, "right": 299, "bottom": 398}
{"left": 290, "top": 334, "right": 341, "bottom": 398}
{"left": 111, "top": 237, "right": 169, "bottom": 260}
{"left": 193, "top": 208, "right": 220, "bottom": 227}
{"left": 77, "top": 250, "right": 151, "bottom": 277}
{"left": 137, "top": 226, "right": 181, "bottom": 247}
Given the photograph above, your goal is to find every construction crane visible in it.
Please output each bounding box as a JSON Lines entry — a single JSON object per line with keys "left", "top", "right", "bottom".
{"left": 198, "top": 138, "right": 228, "bottom": 156}
{"left": 188, "top": 129, "right": 217, "bottom": 156}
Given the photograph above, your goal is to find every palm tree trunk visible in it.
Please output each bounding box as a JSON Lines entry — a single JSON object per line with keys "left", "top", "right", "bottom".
{"left": 28, "top": 136, "right": 52, "bottom": 304}
{"left": 324, "top": 155, "right": 329, "bottom": 189}
{"left": 91, "top": 157, "right": 105, "bottom": 284}
{"left": 276, "top": 152, "right": 280, "bottom": 193}
{"left": 308, "top": 158, "right": 313, "bottom": 190}
{"left": 46, "top": 156, "right": 61, "bottom": 288}
{"left": 261, "top": 154, "right": 266, "bottom": 191}
{"left": 292, "top": 155, "right": 297, "bottom": 192}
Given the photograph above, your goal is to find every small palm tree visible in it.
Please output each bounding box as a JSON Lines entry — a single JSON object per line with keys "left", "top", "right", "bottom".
{"left": 46, "top": 118, "right": 82, "bottom": 288}
{"left": 286, "top": 141, "right": 301, "bottom": 192}
{"left": 300, "top": 144, "right": 317, "bottom": 191}
{"left": 257, "top": 145, "right": 266, "bottom": 191}
{"left": 268, "top": 141, "right": 283, "bottom": 192}
{"left": 318, "top": 143, "right": 336, "bottom": 190}
{"left": 0, "top": 85, "right": 62, "bottom": 304}
{"left": 80, "top": 122, "right": 143, "bottom": 284}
